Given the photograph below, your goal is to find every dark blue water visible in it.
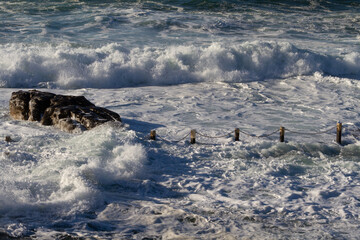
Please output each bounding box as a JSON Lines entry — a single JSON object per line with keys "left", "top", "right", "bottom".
{"left": 1, "top": 0, "right": 359, "bottom": 46}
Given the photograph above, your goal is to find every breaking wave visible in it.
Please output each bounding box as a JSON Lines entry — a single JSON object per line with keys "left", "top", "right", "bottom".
{"left": 0, "top": 124, "right": 147, "bottom": 217}
{"left": 1, "top": 41, "right": 360, "bottom": 89}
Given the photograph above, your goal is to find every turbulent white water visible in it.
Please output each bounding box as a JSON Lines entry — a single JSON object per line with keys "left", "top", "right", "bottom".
{"left": 1, "top": 0, "right": 360, "bottom": 239}
{"left": 1, "top": 42, "right": 360, "bottom": 89}
{"left": 2, "top": 75, "right": 360, "bottom": 239}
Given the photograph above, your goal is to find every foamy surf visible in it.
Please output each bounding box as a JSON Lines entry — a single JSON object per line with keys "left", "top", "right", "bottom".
{"left": 1, "top": 75, "right": 360, "bottom": 238}
{"left": 1, "top": 42, "right": 360, "bottom": 89}
{"left": 1, "top": 0, "right": 360, "bottom": 239}
{"left": 0, "top": 121, "right": 147, "bottom": 236}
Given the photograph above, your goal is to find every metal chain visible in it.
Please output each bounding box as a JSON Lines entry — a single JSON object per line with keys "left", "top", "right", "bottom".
{"left": 156, "top": 132, "right": 191, "bottom": 143}
{"left": 196, "top": 130, "right": 233, "bottom": 139}
{"left": 238, "top": 129, "right": 254, "bottom": 137}
{"left": 145, "top": 123, "right": 350, "bottom": 143}
{"left": 344, "top": 123, "right": 360, "bottom": 132}
{"left": 350, "top": 133, "right": 359, "bottom": 141}
{"left": 344, "top": 123, "right": 360, "bottom": 140}
{"left": 239, "top": 129, "right": 279, "bottom": 138}
{"left": 257, "top": 129, "right": 280, "bottom": 138}
{"left": 286, "top": 126, "right": 335, "bottom": 135}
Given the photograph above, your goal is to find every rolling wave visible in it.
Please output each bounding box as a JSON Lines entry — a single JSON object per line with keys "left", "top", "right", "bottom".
{"left": 0, "top": 41, "right": 359, "bottom": 89}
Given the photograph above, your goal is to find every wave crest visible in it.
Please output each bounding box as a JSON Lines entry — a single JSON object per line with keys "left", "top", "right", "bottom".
{"left": 1, "top": 41, "right": 359, "bottom": 89}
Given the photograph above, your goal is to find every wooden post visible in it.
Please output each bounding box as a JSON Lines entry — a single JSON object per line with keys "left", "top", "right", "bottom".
{"left": 150, "top": 130, "right": 156, "bottom": 140}
{"left": 190, "top": 129, "right": 196, "bottom": 144}
{"left": 5, "top": 136, "right": 13, "bottom": 142}
{"left": 280, "top": 126, "right": 285, "bottom": 142}
{"left": 235, "top": 128, "right": 240, "bottom": 141}
{"left": 336, "top": 122, "right": 342, "bottom": 144}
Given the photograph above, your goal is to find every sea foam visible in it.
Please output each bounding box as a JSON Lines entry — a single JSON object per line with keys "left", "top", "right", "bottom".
{"left": 1, "top": 41, "right": 359, "bottom": 89}
{"left": 0, "top": 123, "right": 147, "bottom": 220}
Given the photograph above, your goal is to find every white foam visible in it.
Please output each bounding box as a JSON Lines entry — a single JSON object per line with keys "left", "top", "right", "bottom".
{"left": 1, "top": 75, "right": 360, "bottom": 238}
{"left": 1, "top": 41, "right": 359, "bottom": 89}
{"left": 0, "top": 121, "right": 147, "bottom": 219}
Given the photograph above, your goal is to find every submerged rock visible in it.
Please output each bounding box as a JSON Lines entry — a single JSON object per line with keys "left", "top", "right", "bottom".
{"left": 9, "top": 90, "right": 121, "bottom": 133}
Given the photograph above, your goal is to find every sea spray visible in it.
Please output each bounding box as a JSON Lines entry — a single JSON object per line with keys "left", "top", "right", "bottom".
{"left": 0, "top": 123, "right": 147, "bottom": 218}
{"left": 1, "top": 42, "right": 360, "bottom": 89}
{"left": 1, "top": 0, "right": 360, "bottom": 238}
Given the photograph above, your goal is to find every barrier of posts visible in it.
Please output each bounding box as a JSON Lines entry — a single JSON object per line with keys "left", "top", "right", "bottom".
{"left": 148, "top": 122, "right": 347, "bottom": 145}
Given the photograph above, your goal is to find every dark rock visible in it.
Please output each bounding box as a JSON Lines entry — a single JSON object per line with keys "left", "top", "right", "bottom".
{"left": 29, "top": 91, "right": 55, "bottom": 121}
{"left": 9, "top": 90, "right": 31, "bottom": 120}
{"left": 9, "top": 90, "right": 121, "bottom": 133}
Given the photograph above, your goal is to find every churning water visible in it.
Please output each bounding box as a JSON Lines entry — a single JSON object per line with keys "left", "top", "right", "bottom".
{"left": 1, "top": 0, "right": 360, "bottom": 239}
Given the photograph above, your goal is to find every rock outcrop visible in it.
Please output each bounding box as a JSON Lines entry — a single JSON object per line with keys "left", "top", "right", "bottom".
{"left": 9, "top": 90, "right": 121, "bottom": 132}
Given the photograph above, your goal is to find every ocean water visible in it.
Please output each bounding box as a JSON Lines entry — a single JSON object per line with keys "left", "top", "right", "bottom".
{"left": 1, "top": 0, "right": 360, "bottom": 239}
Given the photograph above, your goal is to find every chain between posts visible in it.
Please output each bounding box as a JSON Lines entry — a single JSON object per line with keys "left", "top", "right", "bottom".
{"left": 286, "top": 126, "right": 335, "bottom": 135}
{"left": 259, "top": 129, "right": 281, "bottom": 138}
{"left": 344, "top": 123, "right": 360, "bottom": 141}
{"left": 196, "top": 130, "right": 233, "bottom": 139}
{"left": 156, "top": 132, "right": 191, "bottom": 143}
{"left": 238, "top": 128, "right": 280, "bottom": 138}
{"left": 147, "top": 123, "right": 351, "bottom": 145}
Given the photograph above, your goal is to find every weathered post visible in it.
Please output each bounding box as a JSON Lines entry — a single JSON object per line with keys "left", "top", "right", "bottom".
{"left": 336, "top": 122, "right": 342, "bottom": 144}
{"left": 280, "top": 126, "right": 285, "bottom": 142}
{"left": 150, "top": 130, "right": 156, "bottom": 140}
{"left": 5, "top": 136, "right": 12, "bottom": 142}
{"left": 190, "top": 129, "right": 196, "bottom": 144}
{"left": 235, "top": 128, "right": 240, "bottom": 141}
